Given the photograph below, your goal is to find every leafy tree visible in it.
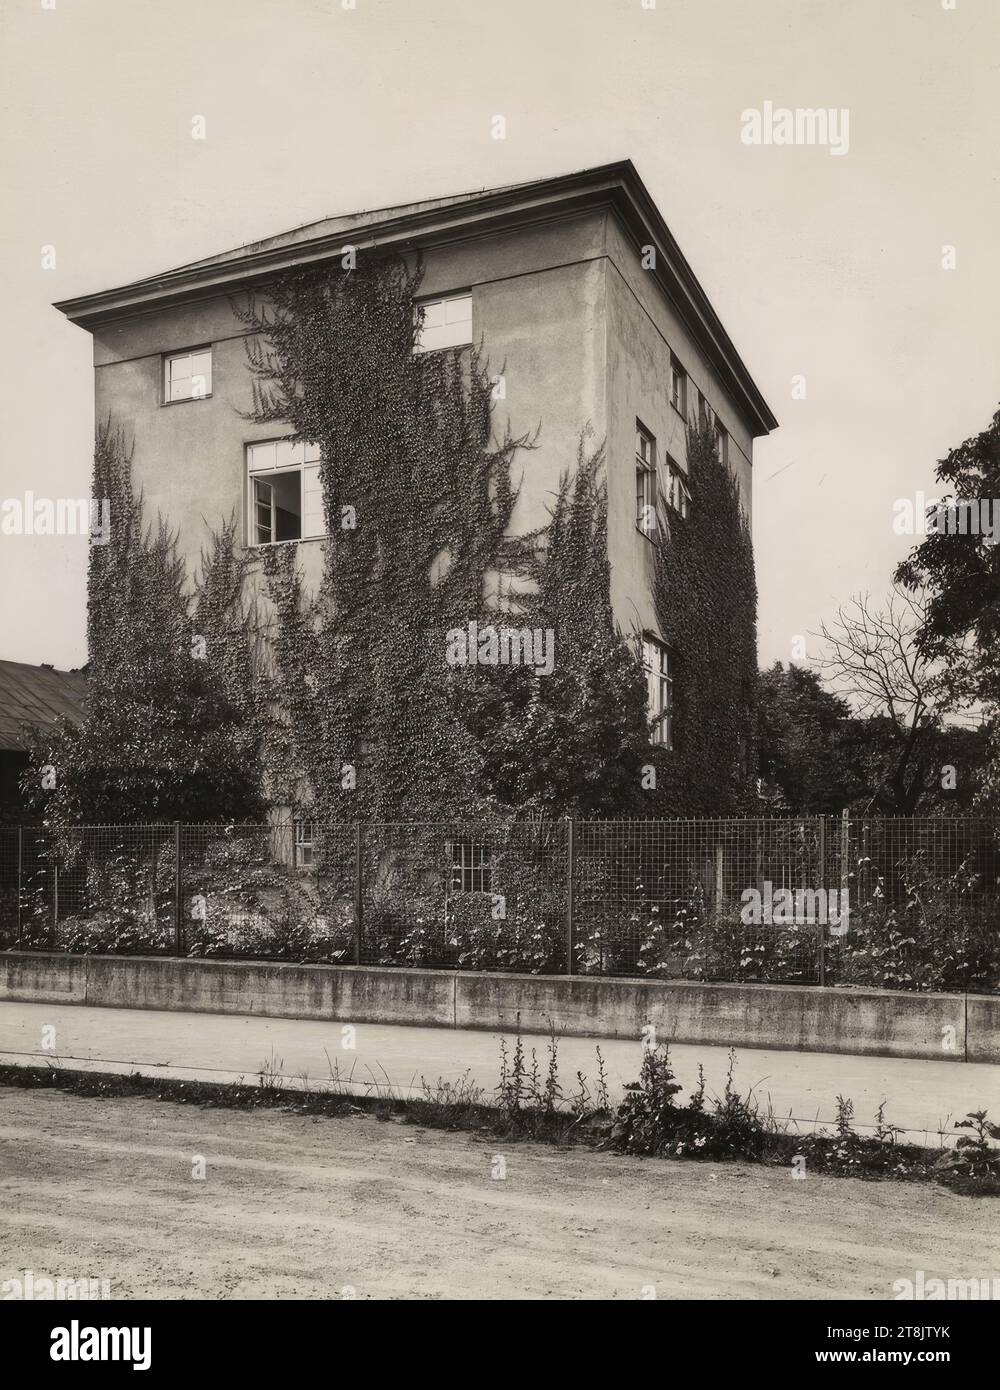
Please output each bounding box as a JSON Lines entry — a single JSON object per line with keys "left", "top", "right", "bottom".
{"left": 895, "top": 405, "right": 1000, "bottom": 808}
{"left": 757, "top": 662, "right": 862, "bottom": 813}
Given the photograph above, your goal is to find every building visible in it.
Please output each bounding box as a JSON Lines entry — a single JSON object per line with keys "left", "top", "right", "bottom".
{"left": 0, "top": 660, "right": 88, "bottom": 821}
{"left": 54, "top": 160, "right": 777, "bottom": 748}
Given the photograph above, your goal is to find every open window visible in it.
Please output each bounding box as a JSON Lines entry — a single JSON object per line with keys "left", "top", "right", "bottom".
{"left": 246, "top": 439, "right": 324, "bottom": 545}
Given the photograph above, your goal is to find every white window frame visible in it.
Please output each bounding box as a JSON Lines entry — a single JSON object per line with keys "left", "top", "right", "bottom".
{"left": 669, "top": 357, "right": 686, "bottom": 417}
{"left": 642, "top": 635, "right": 675, "bottom": 749}
{"left": 295, "top": 819, "right": 315, "bottom": 869}
{"left": 635, "top": 422, "right": 657, "bottom": 537}
{"left": 665, "top": 454, "right": 691, "bottom": 519}
{"left": 163, "top": 347, "right": 212, "bottom": 404}
{"left": 245, "top": 438, "right": 324, "bottom": 546}
{"left": 449, "top": 839, "right": 492, "bottom": 894}
{"left": 413, "top": 292, "right": 473, "bottom": 354}
{"left": 714, "top": 420, "right": 729, "bottom": 466}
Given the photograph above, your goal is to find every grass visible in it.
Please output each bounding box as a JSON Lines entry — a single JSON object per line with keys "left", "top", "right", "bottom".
{"left": 1, "top": 1030, "right": 998, "bottom": 1196}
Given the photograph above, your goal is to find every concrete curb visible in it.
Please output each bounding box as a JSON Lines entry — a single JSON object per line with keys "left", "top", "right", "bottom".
{"left": 1, "top": 951, "right": 996, "bottom": 1063}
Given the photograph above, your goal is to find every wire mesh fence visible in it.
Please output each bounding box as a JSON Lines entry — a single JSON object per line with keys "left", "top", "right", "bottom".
{"left": 0, "top": 816, "right": 997, "bottom": 992}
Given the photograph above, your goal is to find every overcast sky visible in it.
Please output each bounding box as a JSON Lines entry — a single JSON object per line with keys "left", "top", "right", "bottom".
{"left": 1, "top": 0, "right": 997, "bottom": 673}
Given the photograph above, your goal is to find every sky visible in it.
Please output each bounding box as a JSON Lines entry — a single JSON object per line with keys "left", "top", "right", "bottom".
{"left": 0, "top": 0, "right": 997, "bottom": 673}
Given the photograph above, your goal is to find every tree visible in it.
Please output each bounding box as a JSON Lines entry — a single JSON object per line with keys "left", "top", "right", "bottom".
{"left": 815, "top": 586, "right": 970, "bottom": 814}
{"left": 895, "top": 404, "right": 1000, "bottom": 809}
{"left": 756, "top": 662, "right": 862, "bottom": 813}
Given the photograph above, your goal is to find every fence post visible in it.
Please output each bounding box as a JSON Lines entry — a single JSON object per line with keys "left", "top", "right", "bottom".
{"left": 16, "top": 826, "right": 23, "bottom": 947}
{"left": 354, "top": 822, "right": 364, "bottom": 966}
{"left": 52, "top": 862, "right": 59, "bottom": 939}
{"left": 816, "top": 815, "right": 826, "bottom": 987}
{"left": 565, "top": 817, "right": 575, "bottom": 976}
{"left": 173, "top": 822, "right": 183, "bottom": 956}
{"left": 840, "top": 808, "right": 850, "bottom": 914}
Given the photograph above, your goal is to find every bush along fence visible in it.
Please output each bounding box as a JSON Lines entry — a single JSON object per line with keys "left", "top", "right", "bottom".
{"left": 0, "top": 816, "right": 998, "bottom": 993}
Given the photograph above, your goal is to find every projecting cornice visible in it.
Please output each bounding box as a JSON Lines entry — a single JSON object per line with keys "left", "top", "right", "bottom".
{"left": 53, "top": 160, "right": 778, "bottom": 438}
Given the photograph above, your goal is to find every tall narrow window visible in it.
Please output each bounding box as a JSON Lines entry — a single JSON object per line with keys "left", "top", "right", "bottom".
{"left": 635, "top": 422, "right": 656, "bottom": 537}
{"left": 642, "top": 635, "right": 675, "bottom": 749}
{"left": 414, "top": 292, "right": 473, "bottom": 353}
{"left": 665, "top": 455, "right": 690, "bottom": 519}
{"left": 714, "top": 420, "right": 729, "bottom": 466}
{"left": 246, "top": 439, "right": 324, "bottom": 545}
{"left": 670, "top": 356, "right": 686, "bottom": 417}
{"left": 164, "top": 347, "right": 212, "bottom": 403}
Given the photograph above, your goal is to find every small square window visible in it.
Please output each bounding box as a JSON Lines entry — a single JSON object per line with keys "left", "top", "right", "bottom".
{"left": 164, "top": 347, "right": 212, "bottom": 403}
{"left": 414, "top": 292, "right": 473, "bottom": 353}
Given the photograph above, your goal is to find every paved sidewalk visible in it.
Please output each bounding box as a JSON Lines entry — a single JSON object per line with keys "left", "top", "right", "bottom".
{"left": 0, "top": 1000, "right": 997, "bottom": 1144}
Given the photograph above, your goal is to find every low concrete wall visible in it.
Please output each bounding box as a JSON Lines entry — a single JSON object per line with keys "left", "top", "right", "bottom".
{"left": 1, "top": 951, "right": 997, "bottom": 1063}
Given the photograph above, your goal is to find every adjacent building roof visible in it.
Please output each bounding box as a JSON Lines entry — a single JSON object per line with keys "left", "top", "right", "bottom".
{"left": 53, "top": 159, "right": 778, "bottom": 437}
{"left": 0, "top": 659, "right": 88, "bottom": 752}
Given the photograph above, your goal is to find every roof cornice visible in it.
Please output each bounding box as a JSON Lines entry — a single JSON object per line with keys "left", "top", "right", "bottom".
{"left": 53, "top": 161, "right": 778, "bottom": 436}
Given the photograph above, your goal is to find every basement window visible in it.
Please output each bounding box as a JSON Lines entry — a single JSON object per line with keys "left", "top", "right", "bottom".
{"left": 449, "top": 839, "right": 492, "bottom": 894}
{"left": 164, "top": 347, "right": 212, "bottom": 403}
{"left": 295, "top": 820, "right": 315, "bottom": 869}
{"left": 246, "top": 439, "right": 324, "bottom": 545}
{"left": 414, "top": 292, "right": 473, "bottom": 353}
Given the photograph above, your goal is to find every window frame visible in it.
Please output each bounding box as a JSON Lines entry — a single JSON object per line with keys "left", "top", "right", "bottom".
{"left": 669, "top": 356, "right": 687, "bottom": 418}
{"left": 714, "top": 419, "right": 729, "bottom": 466}
{"left": 294, "top": 819, "right": 315, "bottom": 869}
{"left": 245, "top": 438, "right": 325, "bottom": 548}
{"left": 642, "top": 634, "right": 676, "bottom": 750}
{"left": 664, "top": 454, "right": 691, "bottom": 520}
{"left": 413, "top": 291, "right": 473, "bottom": 355}
{"left": 162, "top": 346, "right": 213, "bottom": 405}
{"left": 448, "top": 839, "right": 492, "bottom": 895}
{"left": 635, "top": 421, "right": 657, "bottom": 539}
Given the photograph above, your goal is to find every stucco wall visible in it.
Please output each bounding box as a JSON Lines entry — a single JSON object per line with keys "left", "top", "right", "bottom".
{"left": 91, "top": 213, "right": 609, "bottom": 598}
{"left": 601, "top": 213, "right": 755, "bottom": 642}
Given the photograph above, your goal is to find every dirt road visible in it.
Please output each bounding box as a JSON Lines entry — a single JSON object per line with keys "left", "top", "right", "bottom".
{"left": 1, "top": 1086, "right": 997, "bottom": 1300}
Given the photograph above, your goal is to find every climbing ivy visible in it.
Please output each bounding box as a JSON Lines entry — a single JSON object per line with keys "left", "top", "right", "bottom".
{"left": 651, "top": 421, "right": 759, "bottom": 814}
{"left": 24, "top": 421, "right": 266, "bottom": 829}
{"left": 238, "top": 256, "right": 651, "bottom": 822}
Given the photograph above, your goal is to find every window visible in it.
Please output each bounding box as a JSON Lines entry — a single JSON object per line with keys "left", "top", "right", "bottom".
{"left": 450, "top": 840, "right": 492, "bottom": 894}
{"left": 414, "top": 292, "right": 473, "bottom": 353}
{"left": 635, "top": 422, "right": 656, "bottom": 537}
{"left": 697, "top": 390, "right": 710, "bottom": 431}
{"left": 714, "top": 420, "right": 729, "bottom": 466}
{"left": 246, "top": 439, "right": 324, "bottom": 545}
{"left": 665, "top": 455, "right": 690, "bottom": 519}
{"left": 295, "top": 819, "right": 315, "bottom": 868}
{"left": 164, "top": 348, "right": 212, "bottom": 403}
{"left": 669, "top": 357, "right": 686, "bottom": 417}
{"left": 642, "top": 635, "right": 675, "bottom": 749}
